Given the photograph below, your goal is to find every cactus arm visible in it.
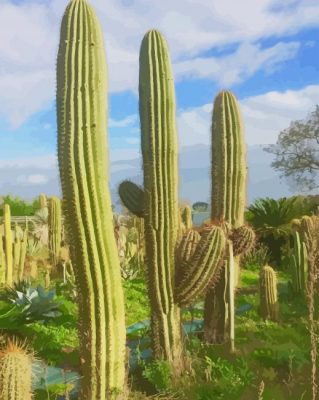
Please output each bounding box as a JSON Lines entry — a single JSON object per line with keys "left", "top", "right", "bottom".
{"left": 175, "top": 229, "right": 201, "bottom": 282}
{"left": 175, "top": 226, "right": 226, "bottom": 306}
{"left": 118, "top": 180, "right": 145, "bottom": 217}
{"left": 181, "top": 205, "right": 193, "bottom": 229}
{"left": 230, "top": 225, "right": 255, "bottom": 256}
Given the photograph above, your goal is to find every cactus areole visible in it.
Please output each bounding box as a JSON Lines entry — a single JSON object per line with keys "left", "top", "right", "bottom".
{"left": 56, "top": 0, "right": 126, "bottom": 398}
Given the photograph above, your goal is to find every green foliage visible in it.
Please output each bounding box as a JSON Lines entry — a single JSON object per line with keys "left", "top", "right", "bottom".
{"left": 123, "top": 279, "right": 150, "bottom": 326}
{"left": 264, "top": 105, "right": 319, "bottom": 191}
{"left": 22, "top": 322, "right": 79, "bottom": 366}
{"left": 241, "top": 243, "right": 271, "bottom": 271}
{"left": 246, "top": 196, "right": 311, "bottom": 237}
{"left": 0, "top": 284, "right": 61, "bottom": 324}
{"left": 192, "top": 202, "right": 208, "bottom": 212}
{"left": 0, "top": 195, "right": 39, "bottom": 216}
{"left": 245, "top": 196, "right": 312, "bottom": 266}
{"left": 142, "top": 360, "right": 173, "bottom": 392}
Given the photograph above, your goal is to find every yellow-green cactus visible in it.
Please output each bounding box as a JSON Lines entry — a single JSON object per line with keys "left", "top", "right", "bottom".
{"left": 48, "top": 196, "right": 62, "bottom": 266}
{"left": 204, "top": 91, "right": 247, "bottom": 346}
{"left": 259, "top": 265, "right": 279, "bottom": 321}
{"left": 56, "top": 0, "right": 126, "bottom": 398}
{"left": 3, "top": 205, "right": 13, "bottom": 287}
{"left": 0, "top": 338, "right": 34, "bottom": 400}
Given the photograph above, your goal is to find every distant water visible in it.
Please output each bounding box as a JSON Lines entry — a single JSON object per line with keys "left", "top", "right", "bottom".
{"left": 192, "top": 212, "right": 210, "bottom": 227}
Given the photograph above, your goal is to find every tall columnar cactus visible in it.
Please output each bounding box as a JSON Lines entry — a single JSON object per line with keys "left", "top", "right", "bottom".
{"left": 204, "top": 91, "right": 247, "bottom": 345}
{"left": 48, "top": 196, "right": 62, "bottom": 266}
{"left": 0, "top": 338, "right": 33, "bottom": 400}
{"left": 289, "top": 230, "right": 308, "bottom": 294}
{"left": 56, "top": 0, "right": 126, "bottom": 398}
{"left": 259, "top": 265, "right": 279, "bottom": 321}
{"left": 3, "top": 204, "right": 13, "bottom": 287}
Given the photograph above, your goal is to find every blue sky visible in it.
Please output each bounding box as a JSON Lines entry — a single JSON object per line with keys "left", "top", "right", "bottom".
{"left": 0, "top": 0, "right": 318, "bottom": 198}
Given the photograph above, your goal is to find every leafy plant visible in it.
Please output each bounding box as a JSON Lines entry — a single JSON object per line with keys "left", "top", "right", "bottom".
{"left": 142, "top": 359, "right": 173, "bottom": 392}
{"left": 246, "top": 196, "right": 312, "bottom": 266}
{"left": 0, "top": 284, "right": 61, "bottom": 324}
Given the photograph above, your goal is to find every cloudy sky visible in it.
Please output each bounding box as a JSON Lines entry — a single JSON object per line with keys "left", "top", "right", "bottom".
{"left": 0, "top": 0, "right": 318, "bottom": 199}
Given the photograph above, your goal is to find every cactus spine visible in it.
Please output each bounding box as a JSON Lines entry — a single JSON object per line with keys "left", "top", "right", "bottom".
{"left": 48, "top": 196, "right": 62, "bottom": 266}
{"left": 0, "top": 338, "right": 33, "bottom": 400}
{"left": 204, "top": 91, "right": 247, "bottom": 345}
{"left": 56, "top": 0, "right": 126, "bottom": 398}
{"left": 119, "top": 30, "right": 226, "bottom": 374}
{"left": 259, "top": 265, "right": 279, "bottom": 321}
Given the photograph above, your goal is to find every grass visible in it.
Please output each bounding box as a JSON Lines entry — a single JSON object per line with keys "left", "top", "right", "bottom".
{"left": 0, "top": 262, "right": 317, "bottom": 399}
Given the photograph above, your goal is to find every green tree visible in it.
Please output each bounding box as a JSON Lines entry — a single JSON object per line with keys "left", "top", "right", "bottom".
{"left": 264, "top": 106, "right": 319, "bottom": 191}
{"left": 0, "top": 195, "right": 39, "bottom": 216}
{"left": 192, "top": 201, "right": 209, "bottom": 212}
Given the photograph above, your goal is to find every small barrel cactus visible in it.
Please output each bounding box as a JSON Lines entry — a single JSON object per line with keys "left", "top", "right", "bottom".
{"left": 0, "top": 338, "right": 34, "bottom": 400}
{"left": 259, "top": 265, "right": 279, "bottom": 321}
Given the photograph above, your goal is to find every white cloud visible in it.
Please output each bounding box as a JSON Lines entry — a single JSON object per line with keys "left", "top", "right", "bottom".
{"left": 0, "top": 0, "right": 318, "bottom": 126}
{"left": 17, "top": 174, "right": 49, "bottom": 185}
{"left": 177, "top": 84, "right": 319, "bottom": 147}
{"left": 0, "top": 155, "right": 57, "bottom": 169}
{"left": 109, "top": 114, "right": 138, "bottom": 127}
{"left": 126, "top": 137, "right": 139, "bottom": 144}
{"left": 174, "top": 41, "right": 300, "bottom": 86}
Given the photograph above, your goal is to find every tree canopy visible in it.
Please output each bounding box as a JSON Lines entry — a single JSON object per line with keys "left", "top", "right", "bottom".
{"left": 264, "top": 105, "right": 319, "bottom": 191}
{"left": 192, "top": 201, "right": 209, "bottom": 212}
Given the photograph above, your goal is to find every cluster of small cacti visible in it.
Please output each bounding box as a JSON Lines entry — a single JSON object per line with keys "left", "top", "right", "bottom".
{"left": 0, "top": 205, "right": 28, "bottom": 286}
{"left": 0, "top": 337, "right": 34, "bottom": 400}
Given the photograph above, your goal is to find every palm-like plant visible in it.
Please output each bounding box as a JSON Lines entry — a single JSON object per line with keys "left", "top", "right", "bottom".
{"left": 246, "top": 196, "right": 313, "bottom": 266}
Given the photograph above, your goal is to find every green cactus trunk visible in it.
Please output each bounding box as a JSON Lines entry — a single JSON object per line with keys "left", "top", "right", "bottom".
{"left": 56, "top": 0, "right": 126, "bottom": 398}
{"left": 204, "top": 91, "right": 247, "bottom": 346}
{"left": 48, "top": 196, "right": 62, "bottom": 267}
{"left": 259, "top": 265, "right": 279, "bottom": 321}
{"left": 139, "top": 30, "right": 184, "bottom": 372}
